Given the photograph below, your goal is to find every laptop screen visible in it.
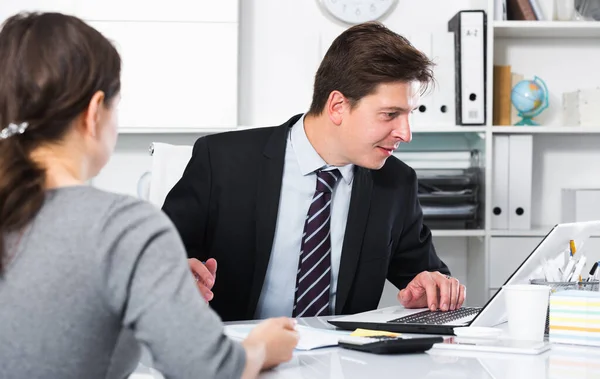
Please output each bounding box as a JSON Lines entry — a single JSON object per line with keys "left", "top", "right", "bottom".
{"left": 470, "top": 221, "right": 600, "bottom": 328}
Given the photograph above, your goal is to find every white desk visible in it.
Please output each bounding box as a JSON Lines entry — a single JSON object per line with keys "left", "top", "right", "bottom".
{"left": 131, "top": 317, "right": 600, "bottom": 379}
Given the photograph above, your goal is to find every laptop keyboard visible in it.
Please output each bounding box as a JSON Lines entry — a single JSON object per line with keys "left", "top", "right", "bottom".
{"left": 388, "top": 307, "right": 481, "bottom": 325}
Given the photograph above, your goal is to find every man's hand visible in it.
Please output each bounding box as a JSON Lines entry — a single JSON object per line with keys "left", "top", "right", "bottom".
{"left": 188, "top": 258, "right": 217, "bottom": 302}
{"left": 397, "top": 271, "right": 466, "bottom": 312}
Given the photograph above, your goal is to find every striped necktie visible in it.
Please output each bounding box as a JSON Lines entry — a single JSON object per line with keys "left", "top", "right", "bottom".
{"left": 293, "top": 169, "right": 341, "bottom": 317}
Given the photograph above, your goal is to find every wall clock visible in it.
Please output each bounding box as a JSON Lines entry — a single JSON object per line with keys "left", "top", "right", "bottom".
{"left": 318, "top": 0, "right": 399, "bottom": 24}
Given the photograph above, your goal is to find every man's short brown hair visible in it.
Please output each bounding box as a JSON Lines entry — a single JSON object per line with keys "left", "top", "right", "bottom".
{"left": 307, "top": 22, "right": 434, "bottom": 116}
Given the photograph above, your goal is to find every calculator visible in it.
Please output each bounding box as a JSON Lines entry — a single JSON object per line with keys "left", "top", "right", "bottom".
{"left": 338, "top": 335, "right": 444, "bottom": 354}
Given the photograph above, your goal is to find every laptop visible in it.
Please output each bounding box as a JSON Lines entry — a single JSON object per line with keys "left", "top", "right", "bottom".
{"left": 328, "top": 220, "right": 600, "bottom": 335}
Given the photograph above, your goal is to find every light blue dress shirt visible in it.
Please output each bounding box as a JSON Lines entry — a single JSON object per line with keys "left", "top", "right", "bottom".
{"left": 254, "top": 115, "right": 354, "bottom": 319}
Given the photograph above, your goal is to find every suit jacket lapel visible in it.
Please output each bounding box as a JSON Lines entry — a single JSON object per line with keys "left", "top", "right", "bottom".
{"left": 246, "top": 115, "right": 302, "bottom": 319}
{"left": 335, "top": 167, "right": 373, "bottom": 314}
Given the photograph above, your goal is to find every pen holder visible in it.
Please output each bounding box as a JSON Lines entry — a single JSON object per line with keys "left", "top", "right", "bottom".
{"left": 530, "top": 279, "right": 600, "bottom": 335}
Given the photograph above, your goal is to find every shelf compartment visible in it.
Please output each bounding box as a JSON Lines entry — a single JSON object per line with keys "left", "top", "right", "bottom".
{"left": 492, "top": 126, "right": 600, "bottom": 134}
{"left": 494, "top": 21, "right": 600, "bottom": 39}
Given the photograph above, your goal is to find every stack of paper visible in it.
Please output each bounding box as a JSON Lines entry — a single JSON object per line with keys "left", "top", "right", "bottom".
{"left": 392, "top": 150, "right": 474, "bottom": 170}
{"left": 224, "top": 324, "right": 351, "bottom": 351}
{"left": 549, "top": 290, "right": 600, "bottom": 346}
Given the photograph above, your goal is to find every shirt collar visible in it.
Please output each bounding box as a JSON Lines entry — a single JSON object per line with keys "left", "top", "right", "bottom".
{"left": 290, "top": 114, "right": 354, "bottom": 185}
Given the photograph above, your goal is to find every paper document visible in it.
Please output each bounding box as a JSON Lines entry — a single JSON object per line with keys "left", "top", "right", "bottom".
{"left": 224, "top": 324, "right": 350, "bottom": 351}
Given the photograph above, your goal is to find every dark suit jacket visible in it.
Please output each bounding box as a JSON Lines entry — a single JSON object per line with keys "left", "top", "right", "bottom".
{"left": 162, "top": 114, "right": 450, "bottom": 321}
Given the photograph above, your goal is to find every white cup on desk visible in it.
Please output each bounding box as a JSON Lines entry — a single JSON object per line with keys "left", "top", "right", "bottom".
{"left": 503, "top": 284, "right": 552, "bottom": 341}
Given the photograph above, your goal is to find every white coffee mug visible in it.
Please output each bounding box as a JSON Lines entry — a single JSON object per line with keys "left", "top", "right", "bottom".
{"left": 503, "top": 284, "right": 552, "bottom": 341}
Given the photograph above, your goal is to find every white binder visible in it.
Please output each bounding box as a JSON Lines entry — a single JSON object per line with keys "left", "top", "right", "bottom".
{"left": 492, "top": 135, "right": 510, "bottom": 229}
{"left": 508, "top": 135, "right": 533, "bottom": 230}
{"left": 408, "top": 32, "right": 434, "bottom": 127}
{"left": 494, "top": 0, "right": 507, "bottom": 21}
{"left": 431, "top": 30, "right": 456, "bottom": 126}
{"left": 448, "top": 10, "right": 486, "bottom": 126}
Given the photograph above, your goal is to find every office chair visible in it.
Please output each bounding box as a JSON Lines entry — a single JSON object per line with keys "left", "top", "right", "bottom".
{"left": 141, "top": 142, "right": 193, "bottom": 208}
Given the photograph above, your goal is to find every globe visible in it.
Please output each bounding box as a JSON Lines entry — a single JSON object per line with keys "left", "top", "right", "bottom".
{"left": 510, "top": 76, "right": 549, "bottom": 126}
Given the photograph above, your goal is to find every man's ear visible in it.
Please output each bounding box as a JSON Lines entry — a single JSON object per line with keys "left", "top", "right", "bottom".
{"left": 81, "top": 91, "right": 106, "bottom": 138}
{"left": 325, "top": 90, "right": 348, "bottom": 126}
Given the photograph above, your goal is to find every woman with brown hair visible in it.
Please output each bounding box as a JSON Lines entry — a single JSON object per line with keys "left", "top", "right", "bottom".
{"left": 0, "top": 12, "right": 297, "bottom": 379}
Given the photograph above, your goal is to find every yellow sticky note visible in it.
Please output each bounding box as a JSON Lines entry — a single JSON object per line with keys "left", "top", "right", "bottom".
{"left": 350, "top": 328, "right": 401, "bottom": 337}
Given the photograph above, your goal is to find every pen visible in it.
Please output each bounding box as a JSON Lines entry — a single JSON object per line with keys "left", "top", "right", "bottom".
{"left": 563, "top": 259, "right": 576, "bottom": 282}
{"left": 589, "top": 261, "right": 599, "bottom": 278}
{"left": 570, "top": 240, "right": 577, "bottom": 257}
{"left": 570, "top": 256, "right": 587, "bottom": 282}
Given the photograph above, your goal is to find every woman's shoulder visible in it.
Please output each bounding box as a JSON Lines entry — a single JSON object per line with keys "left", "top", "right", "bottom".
{"left": 45, "top": 185, "right": 172, "bottom": 230}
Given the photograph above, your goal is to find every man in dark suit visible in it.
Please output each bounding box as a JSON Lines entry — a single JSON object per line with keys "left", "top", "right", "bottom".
{"left": 162, "top": 22, "right": 466, "bottom": 322}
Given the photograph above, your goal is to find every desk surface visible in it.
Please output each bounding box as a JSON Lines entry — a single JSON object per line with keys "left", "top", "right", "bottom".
{"left": 131, "top": 317, "right": 600, "bottom": 379}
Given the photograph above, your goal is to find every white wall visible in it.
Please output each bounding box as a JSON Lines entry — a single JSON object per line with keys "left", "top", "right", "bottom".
{"left": 238, "top": 0, "right": 487, "bottom": 127}
{"left": 0, "top": 1, "right": 239, "bottom": 131}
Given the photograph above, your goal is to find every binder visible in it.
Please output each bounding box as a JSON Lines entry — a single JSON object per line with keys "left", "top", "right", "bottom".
{"left": 508, "top": 135, "right": 533, "bottom": 230}
{"left": 492, "top": 135, "right": 509, "bottom": 229}
{"left": 430, "top": 30, "right": 456, "bottom": 126}
{"left": 448, "top": 10, "right": 487, "bottom": 126}
{"left": 529, "top": 0, "right": 544, "bottom": 20}
{"left": 494, "top": 0, "right": 507, "bottom": 20}
{"left": 409, "top": 32, "right": 434, "bottom": 127}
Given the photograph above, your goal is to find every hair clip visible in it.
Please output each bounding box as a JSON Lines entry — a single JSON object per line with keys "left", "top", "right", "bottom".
{"left": 0, "top": 122, "right": 29, "bottom": 140}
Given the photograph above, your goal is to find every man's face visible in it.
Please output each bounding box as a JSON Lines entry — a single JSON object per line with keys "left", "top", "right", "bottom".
{"left": 337, "top": 81, "right": 419, "bottom": 169}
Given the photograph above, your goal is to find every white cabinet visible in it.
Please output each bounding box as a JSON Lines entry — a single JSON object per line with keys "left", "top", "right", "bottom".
{"left": 0, "top": 0, "right": 238, "bottom": 22}
{"left": 0, "top": 0, "right": 239, "bottom": 132}
{"left": 480, "top": 0, "right": 600, "bottom": 302}
{"left": 76, "top": 0, "right": 238, "bottom": 23}
{"left": 0, "top": 0, "right": 76, "bottom": 20}
{"left": 91, "top": 21, "right": 238, "bottom": 131}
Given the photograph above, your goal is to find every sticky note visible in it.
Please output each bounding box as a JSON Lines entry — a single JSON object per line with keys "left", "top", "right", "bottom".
{"left": 350, "top": 328, "right": 401, "bottom": 337}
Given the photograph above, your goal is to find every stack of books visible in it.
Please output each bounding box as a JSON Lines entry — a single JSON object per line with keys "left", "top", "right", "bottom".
{"left": 549, "top": 290, "right": 600, "bottom": 347}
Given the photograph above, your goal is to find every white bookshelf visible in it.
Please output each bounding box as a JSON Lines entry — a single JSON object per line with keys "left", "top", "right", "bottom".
{"left": 494, "top": 21, "right": 600, "bottom": 38}
{"left": 381, "top": 125, "right": 486, "bottom": 134}
{"left": 492, "top": 126, "right": 600, "bottom": 134}
{"left": 491, "top": 226, "right": 555, "bottom": 237}
{"left": 118, "top": 125, "right": 488, "bottom": 135}
{"left": 477, "top": 1, "right": 600, "bottom": 305}
{"left": 433, "top": 229, "right": 486, "bottom": 237}
{"left": 119, "top": 125, "right": 600, "bottom": 135}
{"left": 492, "top": 227, "right": 600, "bottom": 238}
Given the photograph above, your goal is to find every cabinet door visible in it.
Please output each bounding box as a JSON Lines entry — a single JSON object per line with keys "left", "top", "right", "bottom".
{"left": 490, "top": 237, "right": 543, "bottom": 289}
{"left": 90, "top": 21, "right": 238, "bottom": 130}
{"left": 0, "top": 0, "right": 77, "bottom": 21}
{"left": 75, "top": 0, "right": 238, "bottom": 23}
